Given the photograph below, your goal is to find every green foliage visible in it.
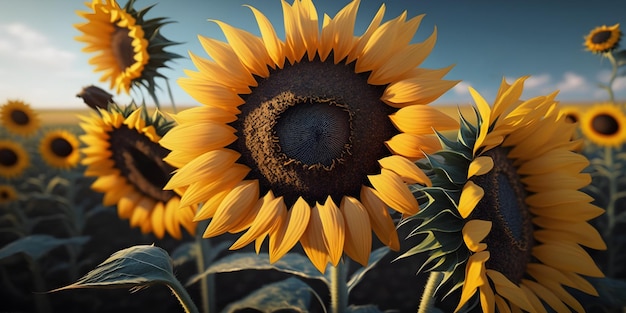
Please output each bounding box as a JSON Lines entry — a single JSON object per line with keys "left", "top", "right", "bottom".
{"left": 0, "top": 235, "right": 89, "bottom": 261}
{"left": 221, "top": 277, "right": 313, "bottom": 313}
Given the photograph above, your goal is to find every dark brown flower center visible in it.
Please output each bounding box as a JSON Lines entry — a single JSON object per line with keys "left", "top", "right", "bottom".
{"left": 111, "top": 26, "right": 135, "bottom": 70}
{"left": 469, "top": 147, "right": 534, "bottom": 284}
{"left": 565, "top": 113, "right": 578, "bottom": 123}
{"left": 592, "top": 113, "right": 619, "bottom": 135}
{"left": 233, "top": 53, "right": 395, "bottom": 206}
{"left": 77, "top": 85, "right": 114, "bottom": 111}
{"left": 108, "top": 125, "right": 175, "bottom": 203}
{"left": 591, "top": 30, "right": 612, "bottom": 44}
{"left": 0, "top": 190, "right": 9, "bottom": 200}
{"left": 10, "top": 110, "right": 29, "bottom": 126}
{"left": 0, "top": 148, "right": 18, "bottom": 167}
{"left": 50, "top": 137, "right": 74, "bottom": 157}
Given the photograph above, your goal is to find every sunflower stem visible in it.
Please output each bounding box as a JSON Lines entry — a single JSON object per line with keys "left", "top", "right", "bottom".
{"left": 165, "top": 78, "right": 177, "bottom": 114}
{"left": 417, "top": 271, "right": 443, "bottom": 313}
{"left": 195, "top": 220, "right": 216, "bottom": 313}
{"left": 604, "top": 51, "right": 617, "bottom": 106}
{"left": 27, "top": 256, "right": 51, "bottom": 313}
{"left": 604, "top": 145, "right": 618, "bottom": 277}
{"left": 168, "top": 277, "right": 201, "bottom": 313}
{"left": 329, "top": 259, "right": 348, "bottom": 313}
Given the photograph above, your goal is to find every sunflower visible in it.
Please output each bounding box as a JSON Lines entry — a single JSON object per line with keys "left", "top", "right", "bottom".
{"left": 160, "top": 0, "right": 459, "bottom": 272}
{"left": 584, "top": 23, "right": 622, "bottom": 54}
{"left": 39, "top": 129, "right": 81, "bottom": 170}
{"left": 558, "top": 105, "right": 584, "bottom": 124}
{"left": 0, "top": 140, "right": 30, "bottom": 179}
{"left": 79, "top": 103, "right": 196, "bottom": 239}
{"left": 400, "top": 77, "right": 606, "bottom": 312}
{"left": 0, "top": 100, "right": 40, "bottom": 137}
{"left": 77, "top": 85, "right": 115, "bottom": 111}
{"left": 580, "top": 103, "right": 626, "bottom": 147}
{"left": 0, "top": 184, "right": 18, "bottom": 205}
{"left": 74, "top": 0, "right": 182, "bottom": 101}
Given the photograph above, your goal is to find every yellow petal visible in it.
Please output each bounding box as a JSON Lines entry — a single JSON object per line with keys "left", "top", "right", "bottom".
{"left": 340, "top": 196, "right": 372, "bottom": 267}
{"left": 368, "top": 169, "right": 419, "bottom": 215}
{"left": 532, "top": 242, "right": 604, "bottom": 277}
{"left": 532, "top": 217, "right": 606, "bottom": 250}
{"left": 360, "top": 186, "right": 400, "bottom": 251}
{"left": 458, "top": 181, "right": 484, "bottom": 219}
{"left": 479, "top": 281, "right": 496, "bottom": 313}
{"left": 245, "top": 5, "right": 284, "bottom": 68}
{"left": 269, "top": 197, "right": 311, "bottom": 262}
{"left": 462, "top": 220, "right": 492, "bottom": 252}
{"left": 378, "top": 155, "right": 431, "bottom": 186}
{"left": 150, "top": 201, "right": 166, "bottom": 239}
{"left": 170, "top": 105, "right": 238, "bottom": 125}
{"left": 229, "top": 192, "right": 284, "bottom": 250}
{"left": 385, "top": 133, "right": 441, "bottom": 160}
{"left": 159, "top": 122, "right": 237, "bottom": 155}
{"left": 529, "top": 201, "right": 604, "bottom": 222}
{"left": 518, "top": 283, "right": 548, "bottom": 313}
{"left": 300, "top": 204, "right": 330, "bottom": 273}
{"left": 319, "top": 0, "right": 359, "bottom": 63}
{"left": 196, "top": 35, "right": 257, "bottom": 87}
{"left": 525, "top": 190, "right": 593, "bottom": 208}
{"left": 516, "top": 149, "right": 589, "bottom": 175}
{"left": 193, "top": 189, "right": 229, "bottom": 222}
{"left": 346, "top": 3, "right": 385, "bottom": 63}
{"left": 455, "top": 251, "right": 489, "bottom": 312}
{"left": 521, "top": 279, "right": 569, "bottom": 313}
{"left": 389, "top": 104, "right": 459, "bottom": 135}
{"left": 469, "top": 86, "right": 492, "bottom": 155}
{"left": 211, "top": 20, "right": 270, "bottom": 77}
{"left": 486, "top": 270, "right": 534, "bottom": 312}
{"left": 382, "top": 78, "right": 460, "bottom": 107}
{"left": 178, "top": 78, "right": 244, "bottom": 112}
{"left": 179, "top": 164, "right": 249, "bottom": 208}
{"left": 317, "top": 196, "right": 345, "bottom": 266}
{"left": 164, "top": 197, "right": 183, "bottom": 240}
{"left": 165, "top": 149, "right": 241, "bottom": 190}
{"left": 467, "top": 156, "right": 494, "bottom": 178}
{"left": 203, "top": 180, "right": 259, "bottom": 237}
{"left": 117, "top": 191, "right": 142, "bottom": 219}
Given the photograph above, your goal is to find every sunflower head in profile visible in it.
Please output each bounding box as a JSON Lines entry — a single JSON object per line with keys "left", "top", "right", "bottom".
{"left": 0, "top": 140, "right": 30, "bottom": 179}
{"left": 0, "top": 100, "right": 41, "bottom": 137}
{"left": 580, "top": 103, "right": 626, "bottom": 147}
{"left": 0, "top": 184, "right": 18, "bottom": 205}
{"left": 77, "top": 85, "right": 115, "bottom": 111}
{"left": 584, "top": 23, "right": 622, "bottom": 54}
{"left": 39, "top": 129, "right": 82, "bottom": 170}
{"left": 74, "top": 0, "right": 182, "bottom": 102}
{"left": 399, "top": 77, "right": 606, "bottom": 312}
{"left": 79, "top": 103, "right": 196, "bottom": 239}
{"left": 160, "top": 0, "right": 460, "bottom": 272}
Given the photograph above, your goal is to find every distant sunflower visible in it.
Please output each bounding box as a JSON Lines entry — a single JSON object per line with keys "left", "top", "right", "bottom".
{"left": 39, "top": 129, "right": 81, "bottom": 170}
{"left": 400, "top": 77, "right": 605, "bottom": 312}
{"left": 74, "top": 0, "right": 181, "bottom": 101}
{"left": 0, "top": 184, "right": 17, "bottom": 205}
{"left": 0, "top": 100, "right": 40, "bottom": 137}
{"left": 580, "top": 103, "right": 626, "bottom": 147}
{"left": 559, "top": 105, "right": 584, "bottom": 124}
{"left": 79, "top": 104, "right": 196, "bottom": 239}
{"left": 161, "top": 0, "right": 459, "bottom": 272}
{"left": 0, "top": 140, "right": 29, "bottom": 179}
{"left": 584, "top": 23, "right": 621, "bottom": 54}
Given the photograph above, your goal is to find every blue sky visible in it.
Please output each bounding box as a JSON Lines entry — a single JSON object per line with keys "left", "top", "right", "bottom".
{"left": 1, "top": 0, "right": 625, "bottom": 109}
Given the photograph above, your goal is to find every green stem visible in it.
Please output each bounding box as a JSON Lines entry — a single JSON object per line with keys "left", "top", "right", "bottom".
{"left": 329, "top": 259, "right": 348, "bottom": 313}
{"left": 604, "top": 145, "right": 618, "bottom": 277}
{"left": 605, "top": 51, "right": 618, "bottom": 105}
{"left": 417, "top": 271, "right": 443, "bottom": 313}
{"left": 165, "top": 78, "right": 178, "bottom": 114}
{"left": 27, "top": 257, "right": 51, "bottom": 313}
{"left": 195, "top": 221, "right": 216, "bottom": 313}
{"left": 169, "top": 279, "right": 201, "bottom": 313}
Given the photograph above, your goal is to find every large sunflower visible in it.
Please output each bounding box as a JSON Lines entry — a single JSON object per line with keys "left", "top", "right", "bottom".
{"left": 39, "top": 129, "right": 81, "bottom": 170}
{"left": 0, "top": 184, "right": 18, "bottom": 205}
{"left": 0, "top": 100, "right": 40, "bottom": 137}
{"left": 580, "top": 103, "right": 626, "bottom": 147}
{"left": 160, "top": 0, "right": 459, "bottom": 272}
{"left": 584, "top": 23, "right": 622, "bottom": 54}
{"left": 0, "top": 140, "right": 30, "bottom": 179}
{"left": 400, "top": 77, "right": 606, "bottom": 312}
{"left": 79, "top": 104, "right": 195, "bottom": 239}
{"left": 74, "top": 0, "right": 181, "bottom": 101}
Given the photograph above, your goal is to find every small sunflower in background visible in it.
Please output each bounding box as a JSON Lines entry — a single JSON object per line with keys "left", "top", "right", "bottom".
{"left": 579, "top": 103, "right": 626, "bottom": 148}
{"left": 74, "top": 0, "right": 182, "bottom": 105}
{"left": 161, "top": 0, "right": 460, "bottom": 272}
{"left": 39, "top": 129, "right": 81, "bottom": 170}
{"left": 79, "top": 103, "right": 196, "bottom": 239}
{"left": 0, "top": 140, "right": 30, "bottom": 179}
{"left": 400, "top": 77, "right": 605, "bottom": 312}
{"left": 584, "top": 23, "right": 622, "bottom": 54}
{"left": 0, "top": 184, "right": 18, "bottom": 205}
{"left": 0, "top": 100, "right": 40, "bottom": 137}
{"left": 559, "top": 104, "right": 585, "bottom": 124}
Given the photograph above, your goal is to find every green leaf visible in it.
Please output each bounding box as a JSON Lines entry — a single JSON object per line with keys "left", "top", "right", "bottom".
{"left": 346, "top": 304, "right": 384, "bottom": 313}
{"left": 221, "top": 277, "right": 312, "bottom": 313}
{"left": 346, "top": 246, "right": 390, "bottom": 293}
{"left": 576, "top": 277, "right": 626, "bottom": 308}
{"left": 187, "top": 252, "right": 328, "bottom": 286}
{"left": 51, "top": 244, "right": 176, "bottom": 291}
{"left": 0, "top": 235, "right": 89, "bottom": 261}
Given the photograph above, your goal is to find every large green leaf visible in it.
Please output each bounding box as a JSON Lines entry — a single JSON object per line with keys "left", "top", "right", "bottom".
{"left": 51, "top": 244, "right": 177, "bottom": 291}
{"left": 221, "top": 277, "right": 312, "bottom": 313}
{"left": 346, "top": 247, "right": 390, "bottom": 293}
{"left": 0, "top": 235, "right": 89, "bottom": 261}
{"left": 187, "top": 252, "right": 327, "bottom": 286}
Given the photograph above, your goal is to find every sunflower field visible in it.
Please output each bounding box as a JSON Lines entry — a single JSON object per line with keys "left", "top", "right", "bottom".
{"left": 2, "top": 0, "right": 626, "bottom": 312}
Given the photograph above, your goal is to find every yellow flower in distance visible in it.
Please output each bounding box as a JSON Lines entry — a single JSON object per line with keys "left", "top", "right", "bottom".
{"left": 0, "top": 100, "right": 40, "bottom": 137}
{"left": 400, "top": 77, "right": 605, "bottom": 312}
{"left": 584, "top": 23, "right": 621, "bottom": 54}
{"left": 0, "top": 140, "right": 29, "bottom": 179}
{"left": 161, "top": 0, "right": 460, "bottom": 272}
{"left": 39, "top": 129, "right": 81, "bottom": 170}
{"left": 79, "top": 104, "right": 195, "bottom": 239}
{"left": 580, "top": 103, "right": 626, "bottom": 147}
{"left": 0, "top": 184, "right": 18, "bottom": 205}
{"left": 74, "top": 0, "right": 181, "bottom": 100}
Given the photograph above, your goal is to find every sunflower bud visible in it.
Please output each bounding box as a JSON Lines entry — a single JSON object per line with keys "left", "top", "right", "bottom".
{"left": 77, "top": 85, "right": 115, "bottom": 111}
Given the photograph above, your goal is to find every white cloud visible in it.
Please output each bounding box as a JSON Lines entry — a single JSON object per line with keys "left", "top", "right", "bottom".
{"left": 597, "top": 69, "right": 626, "bottom": 91}
{"left": 452, "top": 81, "right": 472, "bottom": 95}
{"left": 524, "top": 74, "right": 552, "bottom": 89}
{"left": 0, "top": 23, "right": 75, "bottom": 69}
{"left": 555, "top": 72, "right": 590, "bottom": 93}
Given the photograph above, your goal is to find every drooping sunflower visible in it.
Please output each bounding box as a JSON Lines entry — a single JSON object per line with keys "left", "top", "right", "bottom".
{"left": 0, "top": 184, "right": 18, "bottom": 205}
{"left": 0, "top": 100, "right": 40, "bottom": 137}
{"left": 39, "top": 129, "right": 82, "bottom": 170}
{"left": 0, "top": 140, "right": 30, "bottom": 179}
{"left": 79, "top": 103, "right": 196, "bottom": 239}
{"left": 579, "top": 103, "right": 626, "bottom": 147}
{"left": 160, "top": 0, "right": 460, "bottom": 272}
{"left": 400, "top": 77, "right": 606, "bottom": 312}
{"left": 74, "top": 0, "right": 182, "bottom": 102}
{"left": 584, "top": 23, "right": 622, "bottom": 54}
